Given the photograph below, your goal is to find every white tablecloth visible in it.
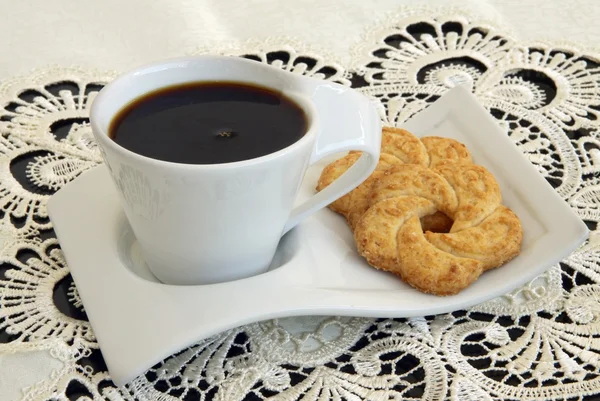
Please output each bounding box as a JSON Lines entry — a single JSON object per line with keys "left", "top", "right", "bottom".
{"left": 1, "top": 1, "right": 599, "bottom": 400}
{"left": 4, "top": 0, "right": 600, "bottom": 79}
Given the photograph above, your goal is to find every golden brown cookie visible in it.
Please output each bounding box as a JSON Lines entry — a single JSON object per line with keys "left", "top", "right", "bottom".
{"left": 381, "top": 127, "right": 429, "bottom": 166}
{"left": 425, "top": 206, "right": 523, "bottom": 271}
{"left": 433, "top": 160, "right": 501, "bottom": 233}
{"left": 316, "top": 130, "right": 521, "bottom": 297}
{"left": 369, "top": 163, "right": 458, "bottom": 218}
{"left": 354, "top": 196, "right": 437, "bottom": 272}
{"left": 421, "top": 136, "right": 472, "bottom": 167}
{"left": 396, "top": 216, "right": 484, "bottom": 296}
{"left": 316, "top": 152, "right": 401, "bottom": 218}
{"left": 345, "top": 171, "right": 384, "bottom": 231}
{"left": 316, "top": 152, "right": 361, "bottom": 216}
{"left": 354, "top": 196, "right": 484, "bottom": 296}
{"left": 316, "top": 126, "right": 428, "bottom": 223}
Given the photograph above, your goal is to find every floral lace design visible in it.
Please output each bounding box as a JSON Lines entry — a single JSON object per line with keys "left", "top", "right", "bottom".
{"left": 1, "top": 10, "right": 599, "bottom": 401}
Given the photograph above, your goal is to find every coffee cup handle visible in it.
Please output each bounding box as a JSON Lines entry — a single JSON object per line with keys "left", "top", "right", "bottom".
{"left": 282, "top": 83, "right": 381, "bottom": 234}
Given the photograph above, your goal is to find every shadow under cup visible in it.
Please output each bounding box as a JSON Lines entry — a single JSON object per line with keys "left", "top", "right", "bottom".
{"left": 90, "top": 56, "right": 320, "bottom": 285}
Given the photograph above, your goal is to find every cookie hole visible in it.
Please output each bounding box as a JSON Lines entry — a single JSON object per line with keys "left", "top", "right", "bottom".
{"left": 420, "top": 211, "right": 453, "bottom": 233}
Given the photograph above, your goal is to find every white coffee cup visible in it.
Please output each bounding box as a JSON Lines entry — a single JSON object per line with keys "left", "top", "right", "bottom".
{"left": 90, "top": 56, "right": 381, "bottom": 285}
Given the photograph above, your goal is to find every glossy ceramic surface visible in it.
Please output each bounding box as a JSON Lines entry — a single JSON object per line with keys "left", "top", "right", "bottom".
{"left": 48, "top": 86, "right": 588, "bottom": 387}
{"left": 90, "top": 56, "right": 381, "bottom": 284}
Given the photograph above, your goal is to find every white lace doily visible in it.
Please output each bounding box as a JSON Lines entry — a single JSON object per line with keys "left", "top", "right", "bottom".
{"left": 1, "top": 10, "right": 600, "bottom": 401}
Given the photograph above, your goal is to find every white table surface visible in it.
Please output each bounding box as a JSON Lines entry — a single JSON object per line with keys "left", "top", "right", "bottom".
{"left": 0, "top": 1, "right": 599, "bottom": 400}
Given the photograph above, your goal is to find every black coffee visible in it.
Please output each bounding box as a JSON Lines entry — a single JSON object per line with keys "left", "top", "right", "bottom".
{"left": 109, "top": 82, "right": 308, "bottom": 164}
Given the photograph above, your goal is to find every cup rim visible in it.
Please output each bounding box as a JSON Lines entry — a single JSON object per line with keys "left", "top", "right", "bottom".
{"left": 90, "top": 55, "right": 319, "bottom": 170}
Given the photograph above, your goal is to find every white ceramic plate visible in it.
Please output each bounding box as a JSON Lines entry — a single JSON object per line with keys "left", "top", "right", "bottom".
{"left": 48, "top": 86, "right": 588, "bottom": 387}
